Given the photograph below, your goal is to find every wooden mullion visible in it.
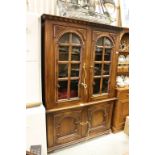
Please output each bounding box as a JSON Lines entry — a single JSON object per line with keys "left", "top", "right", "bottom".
{"left": 67, "top": 33, "right": 72, "bottom": 99}
{"left": 94, "top": 75, "right": 102, "bottom": 79}
{"left": 58, "top": 61, "right": 69, "bottom": 64}
{"left": 104, "top": 61, "right": 111, "bottom": 64}
{"left": 70, "top": 77, "right": 79, "bottom": 80}
{"left": 70, "top": 61, "right": 80, "bottom": 64}
{"left": 103, "top": 75, "right": 110, "bottom": 78}
{"left": 94, "top": 61, "right": 103, "bottom": 64}
{"left": 100, "top": 48, "right": 105, "bottom": 94}
{"left": 59, "top": 43, "right": 81, "bottom": 46}
{"left": 96, "top": 45, "right": 104, "bottom": 48}
{"left": 58, "top": 77, "right": 69, "bottom": 81}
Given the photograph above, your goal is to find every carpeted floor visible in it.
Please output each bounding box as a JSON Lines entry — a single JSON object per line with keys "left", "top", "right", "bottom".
{"left": 49, "top": 131, "right": 129, "bottom": 155}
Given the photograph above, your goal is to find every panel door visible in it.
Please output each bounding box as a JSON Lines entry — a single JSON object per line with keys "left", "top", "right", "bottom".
{"left": 53, "top": 108, "right": 84, "bottom": 145}
{"left": 87, "top": 102, "right": 113, "bottom": 137}
{"left": 89, "top": 31, "right": 117, "bottom": 101}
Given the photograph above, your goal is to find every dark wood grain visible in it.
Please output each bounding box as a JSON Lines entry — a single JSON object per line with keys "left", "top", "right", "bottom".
{"left": 41, "top": 14, "right": 129, "bottom": 152}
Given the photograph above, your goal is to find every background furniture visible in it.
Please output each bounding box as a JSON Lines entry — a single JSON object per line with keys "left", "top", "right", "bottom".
{"left": 112, "top": 30, "right": 129, "bottom": 133}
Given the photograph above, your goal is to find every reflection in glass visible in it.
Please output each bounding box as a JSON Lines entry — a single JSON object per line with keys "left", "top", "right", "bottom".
{"left": 59, "top": 33, "right": 69, "bottom": 43}
{"left": 96, "top": 37, "right": 104, "bottom": 46}
{"left": 96, "top": 37, "right": 113, "bottom": 47}
{"left": 58, "top": 81, "right": 68, "bottom": 100}
{"left": 102, "top": 78, "right": 109, "bottom": 93}
{"left": 59, "top": 46, "right": 69, "bottom": 61}
{"left": 95, "top": 47, "right": 103, "bottom": 61}
{"left": 70, "top": 80, "right": 79, "bottom": 98}
{"left": 72, "top": 34, "right": 80, "bottom": 44}
{"left": 71, "top": 64, "right": 80, "bottom": 77}
{"left": 104, "top": 37, "right": 112, "bottom": 47}
{"left": 71, "top": 46, "right": 81, "bottom": 61}
{"left": 59, "top": 64, "right": 68, "bottom": 78}
{"left": 104, "top": 48, "right": 111, "bottom": 61}
{"left": 94, "top": 64, "right": 102, "bottom": 76}
{"left": 103, "top": 64, "right": 110, "bottom": 75}
{"left": 93, "top": 78, "right": 101, "bottom": 95}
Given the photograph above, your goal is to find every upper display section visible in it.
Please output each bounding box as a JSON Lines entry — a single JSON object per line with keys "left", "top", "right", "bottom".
{"left": 41, "top": 14, "right": 129, "bottom": 109}
{"left": 116, "top": 30, "right": 129, "bottom": 88}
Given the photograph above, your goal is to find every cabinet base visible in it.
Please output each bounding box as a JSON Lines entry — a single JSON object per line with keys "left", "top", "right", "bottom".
{"left": 111, "top": 125, "right": 125, "bottom": 133}
{"left": 48, "top": 129, "right": 111, "bottom": 153}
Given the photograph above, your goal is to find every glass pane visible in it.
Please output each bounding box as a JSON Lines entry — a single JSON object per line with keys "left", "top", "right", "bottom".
{"left": 95, "top": 47, "right": 103, "bottom": 61}
{"left": 59, "top": 46, "right": 69, "bottom": 61}
{"left": 102, "top": 78, "right": 109, "bottom": 93}
{"left": 93, "top": 78, "right": 101, "bottom": 95}
{"left": 58, "top": 81, "right": 68, "bottom": 100}
{"left": 104, "top": 48, "right": 111, "bottom": 61}
{"left": 96, "top": 37, "right": 104, "bottom": 46}
{"left": 59, "top": 33, "right": 69, "bottom": 43}
{"left": 59, "top": 64, "right": 68, "bottom": 78}
{"left": 70, "top": 80, "right": 79, "bottom": 98}
{"left": 94, "top": 64, "right": 102, "bottom": 76}
{"left": 72, "top": 33, "right": 80, "bottom": 44}
{"left": 71, "top": 46, "right": 81, "bottom": 61}
{"left": 71, "top": 64, "right": 80, "bottom": 77}
{"left": 103, "top": 64, "right": 110, "bottom": 75}
{"left": 104, "top": 37, "right": 112, "bottom": 47}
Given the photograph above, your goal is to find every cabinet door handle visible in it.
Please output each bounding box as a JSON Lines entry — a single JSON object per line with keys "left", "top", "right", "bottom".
{"left": 81, "top": 63, "right": 87, "bottom": 94}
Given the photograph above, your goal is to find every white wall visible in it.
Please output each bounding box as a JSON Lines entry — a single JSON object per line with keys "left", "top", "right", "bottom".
{"left": 26, "top": 0, "right": 57, "bottom": 104}
{"left": 26, "top": 1, "right": 57, "bottom": 154}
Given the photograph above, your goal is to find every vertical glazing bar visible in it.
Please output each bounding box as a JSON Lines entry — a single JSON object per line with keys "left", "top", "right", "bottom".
{"left": 68, "top": 33, "right": 72, "bottom": 99}
{"left": 100, "top": 46, "right": 105, "bottom": 94}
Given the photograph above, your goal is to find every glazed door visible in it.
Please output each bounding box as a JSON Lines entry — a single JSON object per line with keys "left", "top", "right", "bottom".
{"left": 54, "top": 25, "right": 88, "bottom": 106}
{"left": 89, "top": 31, "right": 117, "bottom": 101}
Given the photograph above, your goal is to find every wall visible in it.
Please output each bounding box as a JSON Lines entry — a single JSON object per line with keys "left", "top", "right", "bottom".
{"left": 26, "top": 1, "right": 57, "bottom": 154}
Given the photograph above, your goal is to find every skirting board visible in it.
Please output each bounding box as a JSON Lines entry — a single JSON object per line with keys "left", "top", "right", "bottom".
{"left": 26, "top": 102, "right": 41, "bottom": 109}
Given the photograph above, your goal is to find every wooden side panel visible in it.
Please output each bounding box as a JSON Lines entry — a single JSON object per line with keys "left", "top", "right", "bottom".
{"left": 46, "top": 113, "right": 54, "bottom": 148}
{"left": 112, "top": 97, "right": 129, "bottom": 133}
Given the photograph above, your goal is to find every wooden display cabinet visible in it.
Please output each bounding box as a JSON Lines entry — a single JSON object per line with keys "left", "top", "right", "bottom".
{"left": 112, "top": 29, "right": 129, "bottom": 133}
{"left": 41, "top": 14, "right": 127, "bottom": 152}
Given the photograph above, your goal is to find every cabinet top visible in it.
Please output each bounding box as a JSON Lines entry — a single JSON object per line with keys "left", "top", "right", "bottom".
{"left": 41, "top": 14, "right": 129, "bottom": 31}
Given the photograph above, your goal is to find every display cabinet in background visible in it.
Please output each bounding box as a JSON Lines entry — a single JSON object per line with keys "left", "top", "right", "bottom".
{"left": 112, "top": 29, "right": 129, "bottom": 133}
{"left": 41, "top": 14, "right": 128, "bottom": 152}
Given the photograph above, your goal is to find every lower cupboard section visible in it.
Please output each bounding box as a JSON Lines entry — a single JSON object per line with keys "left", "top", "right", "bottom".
{"left": 46, "top": 101, "right": 114, "bottom": 152}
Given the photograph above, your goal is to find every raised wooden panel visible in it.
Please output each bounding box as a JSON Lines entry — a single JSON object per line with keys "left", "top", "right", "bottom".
{"left": 54, "top": 25, "right": 86, "bottom": 42}
{"left": 53, "top": 109, "right": 83, "bottom": 145}
{"left": 54, "top": 25, "right": 67, "bottom": 38}
{"left": 117, "top": 89, "right": 129, "bottom": 99}
{"left": 120, "top": 99, "right": 129, "bottom": 122}
{"left": 112, "top": 89, "right": 129, "bottom": 133}
{"left": 87, "top": 102, "right": 113, "bottom": 136}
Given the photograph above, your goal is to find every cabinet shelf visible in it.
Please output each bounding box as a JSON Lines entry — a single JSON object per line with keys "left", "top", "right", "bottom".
{"left": 119, "top": 51, "right": 129, "bottom": 54}
{"left": 117, "top": 66, "right": 129, "bottom": 72}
